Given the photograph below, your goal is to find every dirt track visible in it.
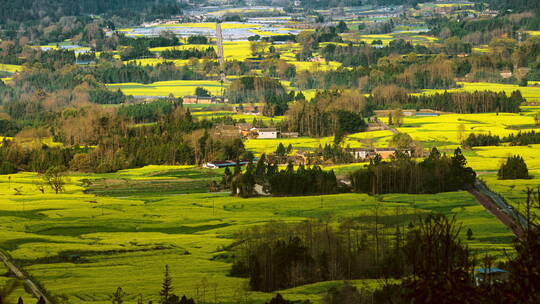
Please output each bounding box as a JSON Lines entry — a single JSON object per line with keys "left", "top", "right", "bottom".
{"left": 468, "top": 188, "right": 524, "bottom": 239}
{"left": 0, "top": 250, "right": 50, "bottom": 303}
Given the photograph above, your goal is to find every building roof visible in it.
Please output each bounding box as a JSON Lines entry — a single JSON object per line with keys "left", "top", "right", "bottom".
{"left": 257, "top": 128, "right": 278, "bottom": 132}
{"left": 474, "top": 268, "right": 507, "bottom": 274}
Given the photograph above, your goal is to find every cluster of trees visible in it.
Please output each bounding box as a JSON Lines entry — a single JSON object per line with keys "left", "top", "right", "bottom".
{"left": 117, "top": 99, "right": 179, "bottom": 123}
{"left": 349, "top": 148, "right": 476, "bottom": 195}
{"left": 224, "top": 156, "right": 338, "bottom": 198}
{"left": 231, "top": 194, "right": 540, "bottom": 303}
{"left": 119, "top": 35, "right": 179, "bottom": 49}
{"left": 370, "top": 88, "right": 524, "bottom": 113}
{"left": 187, "top": 36, "right": 209, "bottom": 45}
{"left": 120, "top": 44, "right": 154, "bottom": 61}
{"left": 0, "top": 105, "right": 253, "bottom": 174}
{"left": 226, "top": 76, "right": 290, "bottom": 116}
{"left": 463, "top": 130, "right": 540, "bottom": 147}
{"left": 161, "top": 47, "right": 217, "bottom": 60}
{"left": 259, "top": 59, "right": 297, "bottom": 81}
{"left": 498, "top": 155, "right": 530, "bottom": 179}
{"left": 0, "top": 138, "right": 87, "bottom": 174}
{"left": 1, "top": 62, "right": 131, "bottom": 123}
{"left": 320, "top": 39, "right": 429, "bottom": 68}
{"left": 283, "top": 90, "right": 368, "bottom": 137}
{"left": 314, "top": 144, "right": 355, "bottom": 164}
{"left": 505, "top": 130, "right": 540, "bottom": 146}
{"left": 295, "top": 27, "right": 343, "bottom": 61}
{"left": 93, "top": 62, "right": 204, "bottom": 84}
{"left": 230, "top": 215, "right": 408, "bottom": 292}
{"left": 462, "top": 133, "right": 501, "bottom": 147}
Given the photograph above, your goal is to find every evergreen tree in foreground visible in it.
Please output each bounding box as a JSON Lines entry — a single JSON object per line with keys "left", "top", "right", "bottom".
{"left": 160, "top": 265, "right": 173, "bottom": 304}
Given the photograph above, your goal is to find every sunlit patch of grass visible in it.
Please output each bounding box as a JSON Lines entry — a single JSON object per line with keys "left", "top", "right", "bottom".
{"left": 0, "top": 64, "right": 23, "bottom": 73}
{"left": 106, "top": 80, "right": 226, "bottom": 97}
{"left": 422, "top": 82, "right": 540, "bottom": 102}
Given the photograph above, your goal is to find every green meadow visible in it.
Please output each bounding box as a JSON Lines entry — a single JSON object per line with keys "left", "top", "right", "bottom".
{"left": 0, "top": 165, "right": 514, "bottom": 304}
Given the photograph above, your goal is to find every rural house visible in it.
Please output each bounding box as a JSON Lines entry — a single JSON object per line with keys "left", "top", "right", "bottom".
{"left": 254, "top": 128, "right": 279, "bottom": 139}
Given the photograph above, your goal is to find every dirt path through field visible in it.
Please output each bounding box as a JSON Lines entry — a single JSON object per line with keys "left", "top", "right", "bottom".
{"left": 468, "top": 188, "right": 525, "bottom": 239}
{"left": 0, "top": 250, "right": 50, "bottom": 303}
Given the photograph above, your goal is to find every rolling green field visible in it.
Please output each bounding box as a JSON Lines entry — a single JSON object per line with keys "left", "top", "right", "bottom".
{"left": 0, "top": 165, "right": 514, "bottom": 304}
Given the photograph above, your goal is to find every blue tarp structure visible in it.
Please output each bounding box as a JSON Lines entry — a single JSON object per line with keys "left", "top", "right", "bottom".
{"left": 475, "top": 268, "right": 507, "bottom": 274}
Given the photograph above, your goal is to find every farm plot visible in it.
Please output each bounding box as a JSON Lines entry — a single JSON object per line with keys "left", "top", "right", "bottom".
{"left": 423, "top": 82, "right": 540, "bottom": 102}
{"left": 107, "top": 80, "right": 226, "bottom": 97}
{"left": 0, "top": 166, "right": 514, "bottom": 304}
{"left": 0, "top": 64, "right": 23, "bottom": 73}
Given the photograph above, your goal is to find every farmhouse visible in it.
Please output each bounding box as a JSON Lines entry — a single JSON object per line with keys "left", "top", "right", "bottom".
{"left": 204, "top": 160, "right": 252, "bottom": 169}
{"left": 347, "top": 147, "right": 410, "bottom": 160}
{"left": 348, "top": 148, "right": 371, "bottom": 160}
{"left": 182, "top": 95, "right": 223, "bottom": 105}
{"left": 183, "top": 96, "right": 198, "bottom": 104}
{"left": 197, "top": 96, "right": 214, "bottom": 104}
{"left": 254, "top": 128, "right": 279, "bottom": 139}
{"left": 367, "top": 122, "right": 387, "bottom": 131}
{"left": 233, "top": 105, "right": 261, "bottom": 115}
{"left": 375, "top": 148, "right": 398, "bottom": 159}
{"left": 374, "top": 109, "right": 444, "bottom": 117}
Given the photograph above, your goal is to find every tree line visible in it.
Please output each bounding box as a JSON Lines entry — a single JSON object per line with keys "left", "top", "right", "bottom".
{"left": 463, "top": 130, "right": 540, "bottom": 147}
{"left": 161, "top": 47, "right": 217, "bottom": 60}
{"left": 349, "top": 148, "right": 476, "bottom": 195}
{"left": 93, "top": 61, "right": 204, "bottom": 84}
{"left": 370, "top": 88, "right": 524, "bottom": 113}
{"left": 224, "top": 156, "right": 338, "bottom": 198}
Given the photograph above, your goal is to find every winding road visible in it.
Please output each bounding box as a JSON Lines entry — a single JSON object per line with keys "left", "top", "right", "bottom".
{"left": 0, "top": 250, "right": 50, "bottom": 303}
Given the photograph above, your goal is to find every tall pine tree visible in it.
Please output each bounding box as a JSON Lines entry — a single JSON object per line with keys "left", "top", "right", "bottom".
{"left": 159, "top": 265, "right": 173, "bottom": 304}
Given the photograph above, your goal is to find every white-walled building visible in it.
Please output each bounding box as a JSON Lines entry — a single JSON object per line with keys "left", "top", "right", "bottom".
{"left": 255, "top": 128, "right": 279, "bottom": 139}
